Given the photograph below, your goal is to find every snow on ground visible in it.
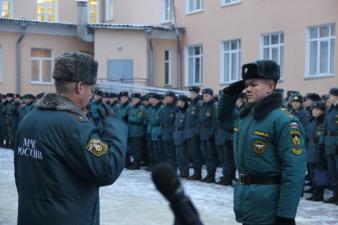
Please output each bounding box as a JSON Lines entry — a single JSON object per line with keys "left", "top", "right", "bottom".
{"left": 1, "top": 149, "right": 338, "bottom": 225}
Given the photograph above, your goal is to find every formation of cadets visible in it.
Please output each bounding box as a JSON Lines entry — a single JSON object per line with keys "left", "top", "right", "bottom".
{"left": 1, "top": 86, "right": 338, "bottom": 205}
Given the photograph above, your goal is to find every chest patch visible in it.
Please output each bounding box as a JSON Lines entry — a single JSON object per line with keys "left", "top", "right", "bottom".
{"left": 86, "top": 139, "right": 107, "bottom": 157}
{"left": 292, "top": 148, "right": 303, "bottom": 156}
{"left": 253, "top": 130, "right": 270, "bottom": 138}
{"left": 252, "top": 140, "right": 267, "bottom": 154}
{"left": 290, "top": 130, "right": 301, "bottom": 146}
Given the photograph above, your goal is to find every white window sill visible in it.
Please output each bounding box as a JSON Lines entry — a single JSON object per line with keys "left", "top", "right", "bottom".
{"left": 304, "top": 74, "right": 334, "bottom": 80}
{"left": 30, "top": 81, "right": 53, "bottom": 85}
{"left": 221, "top": 1, "right": 241, "bottom": 8}
{"left": 185, "top": 9, "right": 204, "bottom": 16}
{"left": 161, "top": 20, "right": 172, "bottom": 25}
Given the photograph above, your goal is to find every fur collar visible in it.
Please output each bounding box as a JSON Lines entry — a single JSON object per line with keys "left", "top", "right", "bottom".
{"left": 36, "top": 93, "right": 86, "bottom": 117}
{"left": 240, "top": 93, "right": 283, "bottom": 121}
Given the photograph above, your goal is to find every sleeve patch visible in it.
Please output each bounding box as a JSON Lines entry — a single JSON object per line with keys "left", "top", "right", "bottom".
{"left": 290, "top": 130, "right": 301, "bottom": 146}
{"left": 289, "top": 122, "right": 300, "bottom": 130}
{"left": 292, "top": 148, "right": 303, "bottom": 156}
{"left": 86, "top": 139, "right": 107, "bottom": 157}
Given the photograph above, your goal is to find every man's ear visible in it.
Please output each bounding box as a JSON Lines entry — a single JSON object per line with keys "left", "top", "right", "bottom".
{"left": 75, "top": 81, "right": 84, "bottom": 94}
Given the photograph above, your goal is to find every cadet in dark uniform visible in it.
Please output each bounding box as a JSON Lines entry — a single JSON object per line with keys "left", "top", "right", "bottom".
{"left": 305, "top": 101, "right": 326, "bottom": 201}
{"left": 87, "top": 89, "right": 105, "bottom": 127}
{"left": 322, "top": 87, "right": 338, "bottom": 205}
{"left": 19, "top": 94, "right": 35, "bottom": 122}
{"left": 184, "top": 87, "right": 203, "bottom": 180}
{"left": 174, "top": 95, "right": 189, "bottom": 178}
{"left": 117, "top": 91, "right": 130, "bottom": 121}
{"left": 199, "top": 88, "right": 217, "bottom": 183}
{"left": 127, "top": 93, "right": 146, "bottom": 170}
{"left": 160, "top": 91, "right": 177, "bottom": 170}
{"left": 289, "top": 94, "right": 308, "bottom": 128}
{"left": 3, "top": 93, "right": 15, "bottom": 147}
{"left": 109, "top": 92, "right": 120, "bottom": 117}
{"left": 14, "top": 52, "right": 128, "bottom": 225}
{"left": 218, "top": 60, "right": 306, "bottom": 225}
{"left": 149, "top": 93, "right": 164, "bottom": 165}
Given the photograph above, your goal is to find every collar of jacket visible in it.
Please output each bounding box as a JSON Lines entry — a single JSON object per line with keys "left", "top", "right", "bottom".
{"left": 203, "top": 99, "right": 214, "bottom": 107}
{"left": 240, "top": 93, "right": 283, "bottom": 121}
{"left": 36, "top": 93, "right": 86, "bottom": 117}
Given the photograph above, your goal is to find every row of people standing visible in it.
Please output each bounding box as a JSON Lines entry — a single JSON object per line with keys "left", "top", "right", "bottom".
{"left": 0, "top": 93, "right": 43, "bottom": 148}
{"left": 86, "top": 88, "right": 240, "bottom": 185}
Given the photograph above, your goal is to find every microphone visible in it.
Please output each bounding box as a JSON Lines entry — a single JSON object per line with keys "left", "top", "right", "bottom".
{"left": 151, "top": 163, "right": 204, "bottom": 225}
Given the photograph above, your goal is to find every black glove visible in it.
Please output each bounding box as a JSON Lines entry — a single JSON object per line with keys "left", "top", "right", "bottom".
{"left": 97, "top": 103, "right": 113, "bottom": 119}
{"left": 223, "top": 80, "right": 245, "bottom": 96}
{"left": 275, "top": 216, "right": 295, "bottom": 225}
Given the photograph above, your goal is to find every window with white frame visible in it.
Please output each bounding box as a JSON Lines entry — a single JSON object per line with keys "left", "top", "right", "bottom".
{"left": 222, "top": 0, "right": 241, "bottom": 6}
{"left": 0, "top": 0, "right": 12, "bottom": 18}
{"left": 31, "top": 48, "right": 53, "bottom": 83}
{"left": 186, "top": 45, "right": 203, "bottom": 85}
{"left": 221, "top": 39, "right": 241, "bottom": 83}
{"left": 105, "top": 0, "right": 113, "bottom": 21}
{"left": 88, "top": 0, "right": 98, "bottom": 23}
{"left": 261, "top": 32, "right": 284, "bottom": 77}
{"left": 0, "top": 46, "right": 2, "bottom": 81}
{"left": 186, "top": 0, "right": 203, "bottom": 14}
{"left": 164, "top": 49, "right": 171, "bottom": 85}
{"left": 37, "top": 0, "right": 58, "bottom": 22}
{"left": 162, "top": 0, "right": 172, "bottom": 22}
{"left": 307, "top": 23, "right": 335, "bottom": 77}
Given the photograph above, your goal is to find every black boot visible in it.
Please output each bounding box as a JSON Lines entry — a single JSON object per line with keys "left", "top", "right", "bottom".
{"left": 216, "top": 175, "right": 232, "bottom": 186}
{"left": 204, "top": 176, "right": 215, "bottom": 183}
{"left": 188, "top": 171, "right": 202, "bottom": 181}
{"left": 128, "top": 162, "right": 141, "bottom": 170}
{"left": 201, "top": 174, "right": 211, "bottom": 182}
{"left": 306, "top": 188, "right": 318, "bottom": 201}
{"left": 312, "top": 188, "right": 324, "bottom": 201}
{"left": 304, "top": 186, "right": 314, "bottom": 194}
{"left": 324, "top": 190, "right": 338, "bottom": 204}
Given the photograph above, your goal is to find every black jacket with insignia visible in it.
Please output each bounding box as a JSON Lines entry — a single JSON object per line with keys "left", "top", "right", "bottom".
{"left": 14, "top": 93, "right": 128, "bottom": 225}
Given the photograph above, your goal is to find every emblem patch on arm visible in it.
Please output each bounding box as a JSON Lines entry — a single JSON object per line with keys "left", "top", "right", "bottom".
{"left": 290, "top": 130, "right": 301, "bottom": 146}
{"left": 86, "top": 139, "right": 107, "bottom": 156}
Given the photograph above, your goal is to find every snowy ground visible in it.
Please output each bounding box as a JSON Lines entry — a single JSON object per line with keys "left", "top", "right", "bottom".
{"left": 1, "top": 149, "right": 338, "bottom": 225}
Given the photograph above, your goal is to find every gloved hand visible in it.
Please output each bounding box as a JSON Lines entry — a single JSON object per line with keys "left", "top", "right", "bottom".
{"left": 97, "top": 103, "right": 113, "bottom": 119}
{"left": 223, "top": 80, "right": 245, "bottom": 96}
{"left": 275, "top": 216, "right": 295, "bottom": 225}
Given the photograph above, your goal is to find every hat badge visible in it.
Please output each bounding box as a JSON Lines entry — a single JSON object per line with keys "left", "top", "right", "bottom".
{"left": 244, "top": 68, "right": 248, "bottom": 74}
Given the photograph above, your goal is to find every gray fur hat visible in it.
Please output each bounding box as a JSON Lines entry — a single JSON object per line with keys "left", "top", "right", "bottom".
{"left": 53, "top": 52, "right": 98, "bottom": 85}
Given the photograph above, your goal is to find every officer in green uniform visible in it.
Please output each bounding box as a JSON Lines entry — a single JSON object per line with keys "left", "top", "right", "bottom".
{"left": 184, "top": 86, "right": 203, "bottom": 180}
{"left": 289, "top": 94, "right": 308, "bottom": 128}
{"left": 109, "top": 92, "right": 120, "bottom": 117}
{"left": 149, "top": 93, "right": 164, "bottom": 165}
{"left": 322, "top": 87, "right": 338, "bottom": 205}
{"left": 218, "top": 60, "right": 306, "bottom": 225}
{"left": 199, "top": 88, "right": 217, "bottom": 183}
{"left": 14, "top": 52, "right": 128, "bottom": 225}
{"left": 19, "top": 94, "right": 36, "bottom": 122}
{"left": 128, "top": 93, "right": 146, "bottom": 170}
{"left": 160, "top": 91, "right": 177, "bottom": 170}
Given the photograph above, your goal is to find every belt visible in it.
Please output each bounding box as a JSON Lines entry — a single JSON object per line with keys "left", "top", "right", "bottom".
{"left": 327, "top": 131, "right": 338, "bottom": 136}
{"left": 239, "top": 174, "right": 281, "bottom": 185}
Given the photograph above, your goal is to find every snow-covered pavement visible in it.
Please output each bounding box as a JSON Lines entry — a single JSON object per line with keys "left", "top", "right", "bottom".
{"left": 1, "top": 149, "right": 338, "bottom": 225}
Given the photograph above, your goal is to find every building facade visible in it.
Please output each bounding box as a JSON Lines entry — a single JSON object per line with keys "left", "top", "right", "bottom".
{"left": 0, "top": 0, "right": 337, "bottom": 95}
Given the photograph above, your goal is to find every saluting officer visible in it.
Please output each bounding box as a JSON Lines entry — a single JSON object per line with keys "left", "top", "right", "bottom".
{"left": 14, "top": 52, "right": 127, "bottom": 225}
{"left": 218, "top": 60, "right": 306, "bottom": 225}
{"left": 199, "top": 88, "right": 217, "bottom": 183}
{"left": 160, "top": 91, "right": 177, "bottom": 170}
{"left": 127, "top": 93, "right": 146, "bottom": 170}
{"left": 184, "top": 86, "right": 203, "bottom": 180}
{"left": 322, "top": 87, "right": 338, "bottom": 205}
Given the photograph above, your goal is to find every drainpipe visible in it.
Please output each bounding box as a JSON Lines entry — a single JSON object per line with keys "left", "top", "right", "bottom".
{"left": 16, "top": 22, "right": 27, "bottom": 94}
{"left": 146, "top": 29, "right": 154, "bottom": 86}
{"left": 171, "top": 0, "right": 181, "bottom": 89}
{"left": 76, "top": 0, "right": 94, "bottom": 42}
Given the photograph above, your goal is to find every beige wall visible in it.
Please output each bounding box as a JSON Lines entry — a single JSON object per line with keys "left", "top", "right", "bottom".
{"left": 177, "top": 0, "right": 338, "bottom": 95}
{"left": 0, "top": 31, "right": 93, "bottom": 95}
{"left": 94, "top": 29, "right": 148, "bottom": 84}
{"left": 152, "top": 38, "right": 178, "bottom": 88}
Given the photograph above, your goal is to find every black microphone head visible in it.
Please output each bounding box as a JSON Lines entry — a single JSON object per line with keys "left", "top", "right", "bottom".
{"left": 151, "top": 163, "right": 181, "bottom": 199}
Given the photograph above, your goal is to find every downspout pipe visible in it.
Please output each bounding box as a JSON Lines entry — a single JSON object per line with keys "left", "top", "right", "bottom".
{"left": 171, "top": 0, "right": 181, "bottom": 89}
{"left": 76, "top": 0, "right": 94, "bottom": 42}
{"left": 16, "top": 22, "right": 27, "bottom": 94}
{"left": 146, "top": 29, "right": 154, "bottom": 86}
